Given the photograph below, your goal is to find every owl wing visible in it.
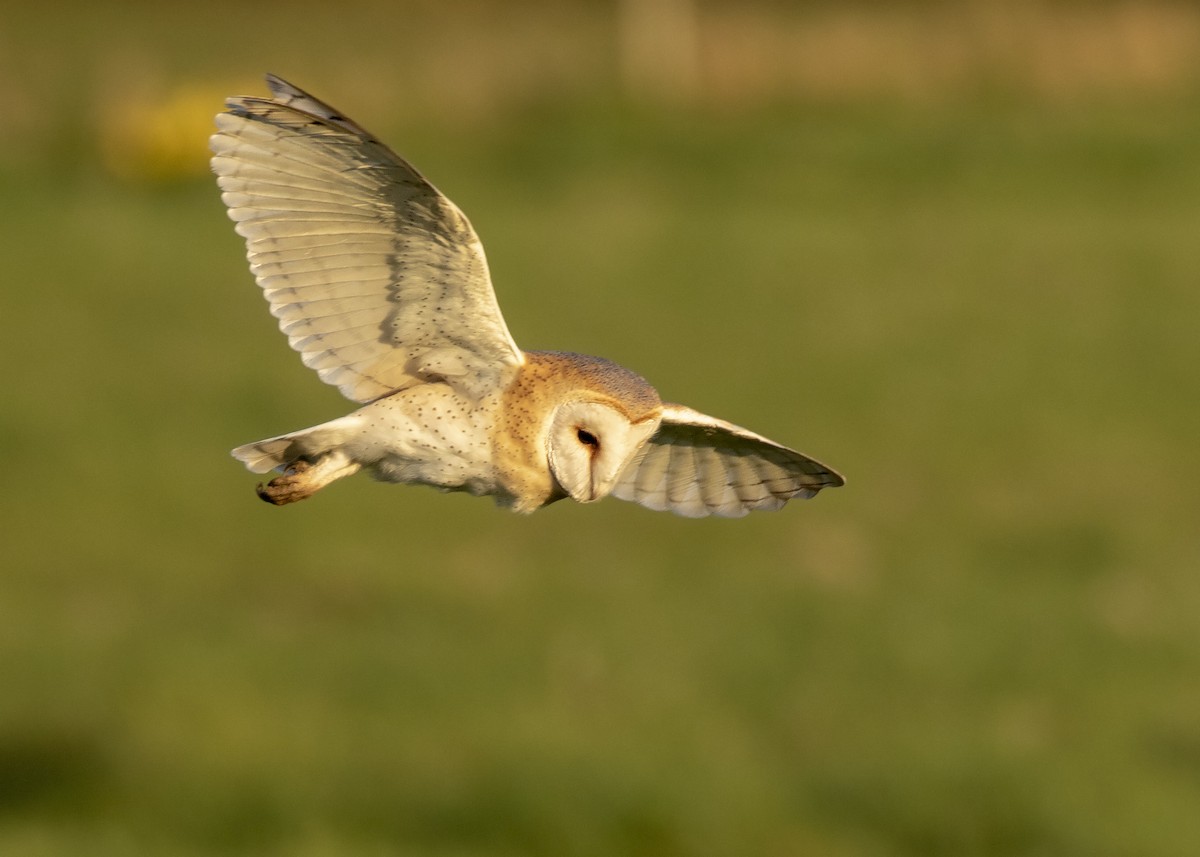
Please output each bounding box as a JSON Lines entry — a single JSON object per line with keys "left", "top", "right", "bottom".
{"left": 210, "top": 75, "right": 523, "bottom": 403}
{"left": 612, "top": 404, "right": 844, "bottom": 518}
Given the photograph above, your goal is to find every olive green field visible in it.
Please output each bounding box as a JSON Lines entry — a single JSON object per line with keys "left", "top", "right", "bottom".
{"left": 1, "top": 2, "right": 1198, "bottom": 855}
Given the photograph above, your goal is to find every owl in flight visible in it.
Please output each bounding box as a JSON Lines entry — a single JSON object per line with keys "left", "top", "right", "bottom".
{"left": 212, "top": 76, "right": 844, "bottom": 517}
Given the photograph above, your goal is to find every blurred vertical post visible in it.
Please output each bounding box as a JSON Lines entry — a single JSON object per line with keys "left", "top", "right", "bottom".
{"left": 617, "top": 0, "right": 702, "bottom": 104}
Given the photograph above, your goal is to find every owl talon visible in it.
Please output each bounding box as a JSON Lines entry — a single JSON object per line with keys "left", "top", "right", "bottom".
{"left": 256, "top": 474, "right": 310, "bottom": 505}
{"left": 253, "top": 453, "right": 361, "bottom": 506}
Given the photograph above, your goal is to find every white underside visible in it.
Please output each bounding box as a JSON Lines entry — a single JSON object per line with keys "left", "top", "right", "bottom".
{"left": 232, "top": 385, "right": 504, "bottom": 499}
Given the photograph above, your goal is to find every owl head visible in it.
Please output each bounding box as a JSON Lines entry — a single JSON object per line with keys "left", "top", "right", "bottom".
{"left": 545, "top": 399, "right": 660, "bottom": 504}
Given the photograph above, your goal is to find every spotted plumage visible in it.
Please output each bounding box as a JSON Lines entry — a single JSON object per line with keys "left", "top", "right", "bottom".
{"left": 214, "top": 76, "right": 844, "bottom": 518}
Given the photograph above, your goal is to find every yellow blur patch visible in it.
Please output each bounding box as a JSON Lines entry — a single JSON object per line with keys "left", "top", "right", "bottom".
{"left": 99, "top": 82, "right": 237, "bottom": 183}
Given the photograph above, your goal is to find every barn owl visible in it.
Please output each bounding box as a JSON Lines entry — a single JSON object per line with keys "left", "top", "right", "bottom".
{"left": 212, "top": 75, "right": 844, "bottom": 518}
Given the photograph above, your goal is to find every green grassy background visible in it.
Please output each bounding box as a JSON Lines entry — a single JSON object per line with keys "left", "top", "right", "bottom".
{"left": 2, "top": 2, "right": 1199, "bottom": 855}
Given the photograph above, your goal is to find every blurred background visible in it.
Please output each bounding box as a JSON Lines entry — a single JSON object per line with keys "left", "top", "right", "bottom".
{"left": 2, "top": 1, "right": 1199, "bottom": 854}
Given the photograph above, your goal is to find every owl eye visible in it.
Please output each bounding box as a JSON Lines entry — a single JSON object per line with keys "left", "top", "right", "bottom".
{"left": 576, "top": 428, "right": 600, "bottom": 450}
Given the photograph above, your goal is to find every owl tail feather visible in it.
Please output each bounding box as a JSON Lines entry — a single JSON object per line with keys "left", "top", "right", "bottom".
{"left": 231, "top": 435, "right": 297, "bottom": 474}
{"left": 231, "top": 418, "right": 355, "bottom": 475}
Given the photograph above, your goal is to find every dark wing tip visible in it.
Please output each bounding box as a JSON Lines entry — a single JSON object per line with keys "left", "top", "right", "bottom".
{"left": 264, "top": 73, "right": 299, "bottom": 100}
{"left": 821, "top": 466, "right": 847, "bottom": 489}
{"left": 255, "top": 73, "right": 376, "bottom": 140}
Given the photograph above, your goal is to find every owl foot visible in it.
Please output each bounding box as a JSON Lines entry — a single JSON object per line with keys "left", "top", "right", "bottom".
{"left": 256, "top": 460, "right": 313, "bottom": 505}
{"left": 255, "top": 454, "right": 362, "bottom": 505}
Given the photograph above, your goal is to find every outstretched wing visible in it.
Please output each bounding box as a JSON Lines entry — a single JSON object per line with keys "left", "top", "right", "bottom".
{"left": 612, "top": 404, "right": 844, "bottom": 518}
{"left": 210, "top": 75, "right": 523, "bottom": 403}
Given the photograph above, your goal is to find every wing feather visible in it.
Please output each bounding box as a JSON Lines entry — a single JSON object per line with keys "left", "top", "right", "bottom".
{"left": 211, "top": 75, "right": 523, "bottom": 403}
{"left": 622, "top": 442, "right": 671, "bottom": 512}
{"left": 612, "top": 404, "right": 844, "bottom": 518}
{"left": 665, "top": 442, "right": 707, "bottom": 518}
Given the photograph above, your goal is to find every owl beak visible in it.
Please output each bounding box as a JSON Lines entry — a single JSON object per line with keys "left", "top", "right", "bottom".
{"left": 575, "top": 474, "right": 605, "bottom": 504}
{"left": 560, "top": 465, "right": 615, "bottom": 504}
